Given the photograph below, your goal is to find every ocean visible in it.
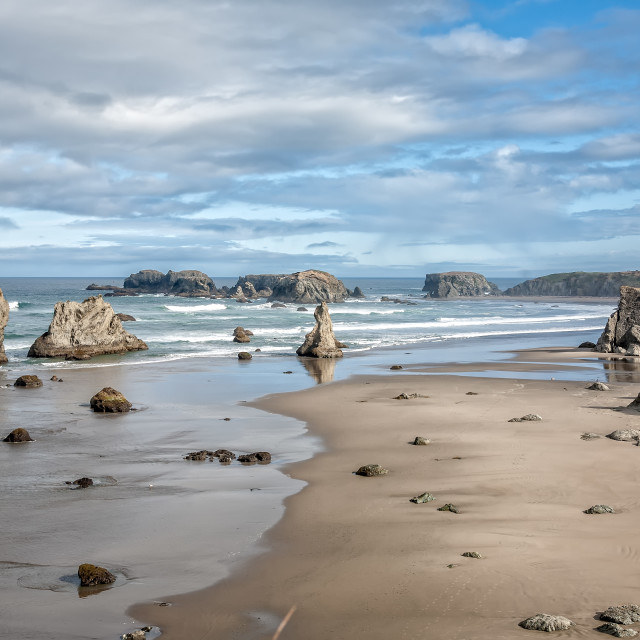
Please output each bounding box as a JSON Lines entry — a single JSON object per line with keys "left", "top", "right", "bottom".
{"left": 0, "top": 275, "right": 622, "bottom": 640}
{"left": 0, "top": 276, "right": 616, "bottom": 372}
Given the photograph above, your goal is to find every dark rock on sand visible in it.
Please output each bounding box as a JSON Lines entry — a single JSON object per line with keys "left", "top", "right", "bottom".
{"left": 509, "top": 413, "right": 542, "bottom": 422}
{"left": 296, "top": 302, "right": 345, "bottom": 358}
{"left": 410, "top": 492, "right": 435, "bottom": 504}
{"left": 597, "top": 622, "right": 638, "bottom": 637}
{"left": 14, "top": 375, "right": 43, "bottom": 388}
{"left": 412, "top": 436, "right": 430, "bottom": 445}
{"left": 28, "top": 295, "right": 147, "bottom": 359}
{"left": 423, "top": 272, "right": 501, "bottom": 298}
{"left": 518, "top": 613, "right": 574, "bottom": 632}
{"left": 584, "top": 504, "right": 615, "bottom": 514}
{"left": 607, "top": 429, "right": 640, "bottom": 442}
{"left": 77, "top": 563, "right": 116, "bottom": 586}
{"left": 66, "top": 477, "right": 94, "bottom": 488}
{"left": 355, "top": 464, "right": 389, "bottom": 477}
{"left": 0, "top": 286, "right": 9, "bottom": 364}
{"left": 461, "top": 551, "right": 483, "bottom": 559}
{"left": 238, "top": 352, "right": 253, "bottom": 360}
{"left": 394, "top": 392, "right": 426, "bottom": 399}
{"left": 268, "top": 270, "right": 350, "bottom": 304}
{"left": 596, "top": 286, "right": 640, "bottom": 355}
{"left": 588, "top": 382, "right": 610, "bottom": 391}
{"left": 238, "top": 453, "right": 257, "bottom": 463}
{"left": 122, "top": 631, "right": 147, "bottom": 640}
{"left": 116, "top": 313, "right": 136, "bottom": 322}
{"left": 3, "top": 427, "right": 34, "bottom": 442}
{"left": 390, "top": 365, "right": 403, "bottom": 370}
{"left": 581, "top": 432, "right": 602, "bottom": 440}
{"left": 600, "top": 604, "right": 640, "bottom": 625}
{"left": 90, "top": 387, "right": 132, "bottom": 413}
{"left": 579, "top": 341, "right": 597, "bottom": 349}
{"left": 438, "top": 504, "right": 460, "bottom": 513}
{"left": 184, "top": 450, "right": 210, "bottom": 461}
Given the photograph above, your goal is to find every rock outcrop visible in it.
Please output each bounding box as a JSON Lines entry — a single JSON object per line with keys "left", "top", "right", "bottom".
{"left": 296, "top": 302, "right": 345, "bottom": 358}
{"left": 90, "top": 387, "right": 132, "bottom": 413}
{"left": 518, "top": 613, "right": 574, "bottom": 632}
{"left": 422, "top": 272, "right": 501, "bottom": 298}
{"left": 123, "top": 269, "right": 217, "bottom": 297}
{"left": 14, "top": 375, "right": 43, "bottom": 387}
{"left": 0, "top": 287, "right": 8, "bottom": 364}
{"left": 596, "top": 286, "right": 640, "bottom": 355}
{"left": 28, "top": 296, "right": 147, "bottom": 359}
{"left": 77, "top": 563, "right": 116, "bottom": 586}
{"left": 269, "top": 270, "right": 350, "bottom": 303}
{"left": 504, "top": 271, "right": 640, "bottom": 297}
{"left": 3, "top": 428, "right": 34, "bottom": 442}
{"left": 233, "top": 274, "right": 286, "bottom": 298}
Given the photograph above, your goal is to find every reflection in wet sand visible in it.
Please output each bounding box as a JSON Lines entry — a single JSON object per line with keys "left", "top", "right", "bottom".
{"left": 602, "top": 356, "right": 640, "bottom": 383}
{"left": 300, "top": 357, "right": 337, "bottom": 384}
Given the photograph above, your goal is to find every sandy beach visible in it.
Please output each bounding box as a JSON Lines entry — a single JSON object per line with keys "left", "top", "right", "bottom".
{"left": 132, "top": 351, "right": 640, "bottom": 639}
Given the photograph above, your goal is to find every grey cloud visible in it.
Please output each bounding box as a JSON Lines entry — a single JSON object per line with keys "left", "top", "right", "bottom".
{"left": 306, "top": 241, "right": 343, "bottom": 249}
{"left": 0, "top": 216, "right": 19, "bottom": 229}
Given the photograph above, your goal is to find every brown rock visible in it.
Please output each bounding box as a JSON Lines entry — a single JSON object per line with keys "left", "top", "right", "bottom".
{"left": 238, "top": 352, "right": 253, "bottom": 360}
{"left": 3, "top": 427, "right": 34, "bottom": 442}
{"left": 28, "top": 295, "right": 147, "bottom": 359}
{"left": 90, "top": 387, "right": 132, "bottom": 413}
{"left": 296, "top": 302, "right": 344, "bottom": 358}
{"left": 14, "top": 375, "right": 43, "bottom": 388}
{"left": 596, "top": 286, "right": 640, "bottom": 355}
{"left": 268, "top": 270, "right": 349, "bottom": 304}
{"left": 355, "top": 464, "right": 389, "bottom": 477}
{"left": 0, "top": 287, "right": 8, "bottom": 364}
{"left": 77, "top": 563, "right": 116, "bottom": 586}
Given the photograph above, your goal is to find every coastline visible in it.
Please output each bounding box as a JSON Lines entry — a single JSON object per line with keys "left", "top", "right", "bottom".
{"left": 131, "top": 347, "right": 640, "bottom": 639}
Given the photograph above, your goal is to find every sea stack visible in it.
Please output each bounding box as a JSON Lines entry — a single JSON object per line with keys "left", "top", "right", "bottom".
{"left": 123, "top": 269, "right": 217, "bottom": 297}
{"left": 422, "top": 272, "right": 501, "bottom": 298}
{"left": 269, "top": 270, "right": 350, "bottom": 304}
{"left": 0, "top": 287, "right": 8, "bottom": 364}
{"left": 596, "top": 285, "right": 640, "bottom": 355}
{"left": 28, "top": 295, "right": 148, "bottom": 359}
{"left": 296, "top": 302, "right": 345, "bottom": 358}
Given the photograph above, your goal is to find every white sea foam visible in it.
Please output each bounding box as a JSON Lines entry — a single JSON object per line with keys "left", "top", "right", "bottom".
{"left": 164, "top": 303, "right": 227, "bottom": 312}
{"left": 328, "top": 307, "right": 405, "bottom": 315}
{"left": 8, "top": 301, "right": 19, "bottom": 310}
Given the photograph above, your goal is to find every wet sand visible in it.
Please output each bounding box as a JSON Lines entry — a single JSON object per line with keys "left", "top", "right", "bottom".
{"left": 133, "top": 354, "right": 640, "bottom": 639}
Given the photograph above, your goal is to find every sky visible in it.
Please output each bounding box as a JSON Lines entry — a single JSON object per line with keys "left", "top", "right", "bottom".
{"left": 0, "top": 0, "right": 639, "bottom": 279}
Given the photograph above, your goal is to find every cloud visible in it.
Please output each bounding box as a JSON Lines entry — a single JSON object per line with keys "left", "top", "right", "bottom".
{"left": 306, "top": 241, "right": 343, "bottom": 249}
{"left": 0, "top": 216, "right": 19, "bottom": 229}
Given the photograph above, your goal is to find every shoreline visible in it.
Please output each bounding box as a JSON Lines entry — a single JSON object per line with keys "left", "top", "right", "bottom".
{"left": 130, "top": 347, "right": 640, "bottom": 639}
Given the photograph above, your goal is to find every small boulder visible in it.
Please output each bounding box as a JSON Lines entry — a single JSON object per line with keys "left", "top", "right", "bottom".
{"left": 355, "top": 464, "right": 388, "bottom": 477}
{"left": 184, "top": 450, "right": 211, "bottom": 461}
{"left": 116, "top": 313, "right": 136, "bottom": 322}
{"left": 394, "top": 392, "right": 426, "bottom": 399}
{"left": 600, "top": 605, "right": 640, "bottom": 625}
{"left": 579, "top": 341, "right": 596, "bottom": 349}
{"left": 518, "top": 613, "right": 574, "bottom": 632}
{"left": 412, "top": 436, "right": 430, "bottom": 446}
{"left": 3, "top": 427, "right": 34, "bottom": 442}
{"left": 390, "top": 365, "right": 403, "bottom": 370}
{"left": 509, "top": 413, "right": 542, "bottom": 422}
{"left": 238, "top": 352, "right": 253, "bottom": 360}
{"left": 581, "top": 432, "right": 601, "bottom": 440}
{"left": 597, "top": 622, "right": 638, "bottom": 637}
{"left": 233, "top": 327, "right": 251, "bottom": 343}
{"left": 410, "top": 492, "right": 435, "bottom": 504}
{"left": 238, "top": 453, "right": 258, "bottom": 463}
{"left": 66, "top": 477, "right": 94, "bottom": 488}
{"left": 607, "top": 429, "right": 640, "bottom": 442}
{"left": 77, "top": 563, "right": 116, "bottom": 586}
{"left": 584, "top": 504, "right": 615, "bottom": 514}
{"left": 438, "top": 504, "right": 459, "bottom": 513}
{"left": 271, "top": 302, "right": 286, "bottom": 308}
{"left": 90, "top": 387, "right": 132, "bottom": 413}
{"left": 50, "top": 375, "right": 58, "bottom": 381}
{"left": 255, "top": 451, "right": 271, "bottom": 462}
{"left": 297, "top": 307, "right": 308, "bottom": 311}
{"left": 122, "top": 631, "right": 146, "bottom": 640}
{"left": 14, "top": 375, "right": 43, "bottom": 388}
{"left": 461, "top": 551, "right": 483, "bottom": 559}
{"left": 588, "top": 382, "right": 610, "bottom": 391}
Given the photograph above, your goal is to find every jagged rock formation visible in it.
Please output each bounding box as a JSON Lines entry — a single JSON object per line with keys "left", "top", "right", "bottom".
{"left": 350, "top": 286, "right": 365, "bottom": 298}
{"left": 233, "top": 274, "right": 286, "bottom": 298}
{"left": 0, "top": 287, "right": 8, "bottom": 364}
{"left": 296, "top": 302, "right": 345, "bottom": 358}
{"left": 422, "top": 272, "right": 501, "bottom": 298}
{"left": 269, "top": 270, "right": 350, "bottom": 303}
{"left": 504, "top": 271, "right": 640, "bottom": 297}
{"left": 596, "top": 286, "right": 640, "bottom": 355}
{"left": 28, "top": 296, "right": 148, "bottom": 359}
{"left": 123, "top": 269, "right": 217, "bottom": 297}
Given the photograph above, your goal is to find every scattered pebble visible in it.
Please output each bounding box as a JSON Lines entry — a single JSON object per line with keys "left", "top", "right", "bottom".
{"left": 412, "top": 436, "right": 430, "bottom": 446}
{"left": 437, "top": 503, "right": 459, "bottom": 513}
{"left": 461, "top": 551, "right": 483, "bottom": 559}
{"left": 584, "top": 504, "right": 615, "bottom": 514}
{"left": 410, "top": 492, "right": 435, "bottom": 504}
